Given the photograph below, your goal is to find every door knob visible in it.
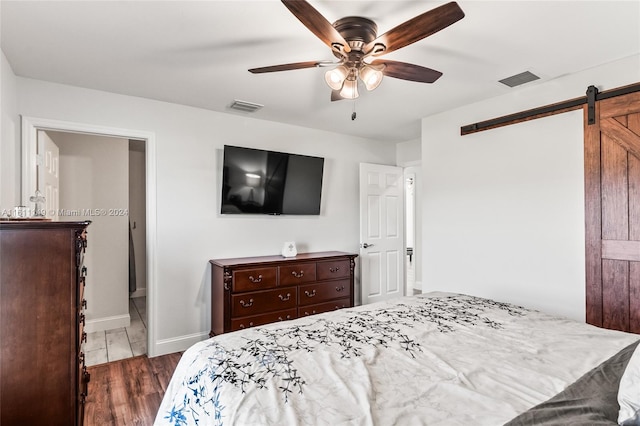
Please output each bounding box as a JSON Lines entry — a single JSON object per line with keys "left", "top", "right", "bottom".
{"left": 362, "top": 243, "right": 374, "bottom": 248}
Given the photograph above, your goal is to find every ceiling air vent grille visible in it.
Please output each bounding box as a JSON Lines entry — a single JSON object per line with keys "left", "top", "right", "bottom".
{"left": 499, "top": 71, "right": 540, "bottom": 88}
{"left": 229, "top": 100, "right": 264, "bottom": 113}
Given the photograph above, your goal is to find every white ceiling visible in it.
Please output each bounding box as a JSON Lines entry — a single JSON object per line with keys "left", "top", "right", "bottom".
{"left": 2, "top": 1, "right": 639, "bottom": 142}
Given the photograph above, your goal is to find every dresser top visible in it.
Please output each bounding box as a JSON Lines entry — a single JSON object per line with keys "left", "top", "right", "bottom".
{"left": 210, "top": 251, "right": 357, "bottom": 267}
{"left": 0, "top": 220, "right": 91, "bottom": 230}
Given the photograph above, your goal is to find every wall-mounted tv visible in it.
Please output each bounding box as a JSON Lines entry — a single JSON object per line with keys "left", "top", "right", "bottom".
{"left": 221, "top": 145, "right": 324, "bottom": 215}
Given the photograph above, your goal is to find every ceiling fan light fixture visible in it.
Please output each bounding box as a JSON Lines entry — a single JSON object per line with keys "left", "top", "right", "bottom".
{"left": 339, "top": 77, "right": 359, "bottom": 99}
{"left": 324, "top": 65, "right": 349, "bottom": 90}
{"left": 359, "top": 64, "right": 384, "bottom": 91}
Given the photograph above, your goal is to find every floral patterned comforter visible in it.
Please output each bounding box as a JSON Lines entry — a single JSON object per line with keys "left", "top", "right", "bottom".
{"left": 155, "top": 292, "right": 638, "bottom": 425}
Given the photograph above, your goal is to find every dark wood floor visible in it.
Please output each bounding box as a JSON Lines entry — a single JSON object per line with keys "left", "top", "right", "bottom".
{"left": 84, "top": 352, "right": 182, "bottom": 426}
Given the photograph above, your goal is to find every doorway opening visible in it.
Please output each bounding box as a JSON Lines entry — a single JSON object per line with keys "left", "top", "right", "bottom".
{"left": 21, "top": 116, "right": 158, "bottom": 358}
{"left": 404, "top": 165, "right": 421, "bottom": 296}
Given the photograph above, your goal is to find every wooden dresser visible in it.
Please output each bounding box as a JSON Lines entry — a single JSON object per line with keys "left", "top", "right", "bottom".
{"left": 210, "top": 251, "right": 357, "bottom": 335}
{"left": 0, "top": 220, "right": 91, "bottom": 426}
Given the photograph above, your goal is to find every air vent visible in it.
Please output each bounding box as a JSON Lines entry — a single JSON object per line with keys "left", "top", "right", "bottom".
{"left": 228, "top": 100, "right": 264, "bottom": 113}
{"left": 499, "top": 71, "right": 540, "bottom": 88}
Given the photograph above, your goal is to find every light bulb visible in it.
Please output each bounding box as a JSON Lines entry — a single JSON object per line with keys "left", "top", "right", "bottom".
{"left": 324, "top": 65, "right": 348, "bottom": 90}
{"left": 360, "top": 65, "right": 383, "bottom": 91}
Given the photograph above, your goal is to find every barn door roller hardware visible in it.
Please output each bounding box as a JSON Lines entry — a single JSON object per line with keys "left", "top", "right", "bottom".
{"left": 586, "top": 85, "right": 598, "bottom": 125}
{"left": 460, "top": 82, "right": 640, "bottom": 135}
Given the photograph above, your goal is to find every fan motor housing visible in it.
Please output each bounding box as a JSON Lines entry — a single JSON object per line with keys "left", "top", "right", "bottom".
{"left": 333, "top": 16, "right": 377, "bottom": 48}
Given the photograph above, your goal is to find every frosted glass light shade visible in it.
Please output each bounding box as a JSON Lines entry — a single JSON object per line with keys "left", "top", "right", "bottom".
{"left": 339, "top": 78, "right": 359, "bottom": 99}
{"left": 360, "top": 65, "right": 383, "bottom": 91}
{"left": 324, "top": 65, "right": 349, "bottom": 90}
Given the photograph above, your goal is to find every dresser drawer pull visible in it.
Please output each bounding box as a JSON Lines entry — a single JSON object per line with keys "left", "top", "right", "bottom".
{"left": 82, "top": 299, "right": 87, "bottom": 309}
{"left": 336, "top": 285, "right": 345, "bottom": 292}
{"left": 304, "top": 310, "right": 317, "bottom": 316}
{"left": 239, "top": 322, "right": 254, "bottom": 329}
{"left": 82, "top": 332, "right": 87, "bottom": 344}
{"left": 248, "top": 275, "right": 263, "bottom": 283}
{"left": 81, "top": 266, "right": 88, "bottom": 277}
{"left": 278, "top": 315, "right": 292, "bottom": 321}
{"left": 304, "top": 289, "right": 316, "bottom": 298}
{"left": 279, "top": 293, "right": 291, "bottom": 301}
{"left": 239, "top": 299, "right": 254, "bottom": 308}
{"left": 79, "top": 313, "right": 85, "bottom": 326}
{"left": 329, "top": 267, "right": 340, "bottom": 273}
{"left": 291, "top": 270, "right": 304, "bottom": 278}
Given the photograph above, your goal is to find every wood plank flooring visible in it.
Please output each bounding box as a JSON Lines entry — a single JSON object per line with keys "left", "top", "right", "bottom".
{"left": 84, "top": 352, "right": 182, "bottom": 426}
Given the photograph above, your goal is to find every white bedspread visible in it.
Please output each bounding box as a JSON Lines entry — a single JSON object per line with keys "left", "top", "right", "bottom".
{"left": 155, "top": 292, "right": 639, "bottom": 425}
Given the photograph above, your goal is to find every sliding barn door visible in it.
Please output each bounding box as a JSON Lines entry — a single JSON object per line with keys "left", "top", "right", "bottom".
{"left": 585, "top": 91, "right": 640, "bottom": 333}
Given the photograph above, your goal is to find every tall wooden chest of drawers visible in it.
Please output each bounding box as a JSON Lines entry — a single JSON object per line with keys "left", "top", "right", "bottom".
{"left": 0, "top": 221, "right": 91, "bottom": 426}
{"left": 210, "top": 251, "right": 357, "bottom": 335}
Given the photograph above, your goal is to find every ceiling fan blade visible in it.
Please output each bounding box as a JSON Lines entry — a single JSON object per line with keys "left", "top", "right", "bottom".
{"left": 331, "top": 90, "right": 343, "bottom": 101}
{"left": 371, "top": 59, "right": 443, "bottom": 83}
{"left": 281, "top": 0, "right": 351, "bottom": 53}
{"left": 249, "top": 61, "right": 323, "bottom": 73}
{"left": 364, "top": 2, "right": 464, "bottom": 56}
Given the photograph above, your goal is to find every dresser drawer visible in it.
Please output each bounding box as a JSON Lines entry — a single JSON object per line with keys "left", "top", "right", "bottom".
{"left": 231, "top": 308, "right": 297, "bottom": 331}
{"left": 298, "top": 298, "right": 351, "bottom": 317}
{"left": 298, "top": 279, "right": 351, "bottom": 306}
{"left": 231, "top": 287, "right": 297, "bottom": 317}
{"left": 317, "top": 259, "right": 350, "bottom": 281}
{"left": 233, "top": 267, "right": 277, "bottom": 292}
{"left": 279, "top": 262, "right": 316, "bottom": 286}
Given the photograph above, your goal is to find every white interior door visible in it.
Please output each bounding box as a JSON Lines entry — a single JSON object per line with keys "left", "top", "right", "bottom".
{"left": 359, "top": 163, "right": 405, "bottom": 304}
{"left": 37, "top": 130, "right": 59, "bottom": 219}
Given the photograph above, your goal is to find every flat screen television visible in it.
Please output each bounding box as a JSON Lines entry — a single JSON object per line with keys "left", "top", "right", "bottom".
{"left": 221, "top": 145, "right": 324, "bottom": 215}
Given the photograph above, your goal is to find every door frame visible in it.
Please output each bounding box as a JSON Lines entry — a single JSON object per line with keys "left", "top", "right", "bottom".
{"left": 21, "top": 115, "right": 160, "bottom": 357}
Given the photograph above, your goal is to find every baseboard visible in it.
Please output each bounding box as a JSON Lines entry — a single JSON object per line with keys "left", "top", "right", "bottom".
{"left": 129, "top": 288, "right": 147, "bottom": 298}
{"left": 152, "top": 331, "right": 210, "bottom": 357}
{"left": 414, "top": 281, "right": 422, "bottom": 292}
{"left": 85, "top": 314, "right": 131, "bottom": 333}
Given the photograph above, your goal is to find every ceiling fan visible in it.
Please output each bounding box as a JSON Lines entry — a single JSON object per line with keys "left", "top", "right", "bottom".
{"left": 249, "top": 1, "right": 465, "bottom": 101}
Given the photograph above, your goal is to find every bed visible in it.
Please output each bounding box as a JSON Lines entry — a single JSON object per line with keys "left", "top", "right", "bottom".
{"left": 154, "top": 292, "right": 640, "bottom": 425}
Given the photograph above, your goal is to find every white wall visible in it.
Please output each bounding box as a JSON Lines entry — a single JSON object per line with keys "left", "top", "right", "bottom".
{"left": 421, "top": 54, "right": 640, "bottom": 322}
{"left": 1, "top": 51, "right": 19, "bottom": 210}
{"left": 10, "top": 77, "right": 396, "bottom": 355}
{"left": 51, "top": 132, "right": 130, "bottom": 332}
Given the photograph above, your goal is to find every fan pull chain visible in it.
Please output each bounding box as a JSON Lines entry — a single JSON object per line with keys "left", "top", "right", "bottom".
{"left": 351, "top": 100, "right": 357, "bottom": 121}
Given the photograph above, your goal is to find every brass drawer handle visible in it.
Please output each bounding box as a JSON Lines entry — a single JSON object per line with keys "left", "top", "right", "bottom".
{"left": 239, "top": 298, "right": 254, "bottom": 308}
{"left": 248, "top": 275, "right": 263, "bottom": 283}
{"left": 304, "top": 310, "right": 317, "bottom": 316}
{"left": 279, "top": 293, "right": 291, "bottom": 301}
{"left": 329, "top": 267, "right": 340, "bottom": 273}
{"left": 239, "top": 322, "right": 254, "bottom": 329}
{"left": 304, "top": 289, "right": 316, "bottom": 298}
{"left": 291, "top": 270, "right": 304, "bottom": 278}
{"left": 278, "top": 315, "right": 292, "bottom": 321}
{"left": 336, "top": 285, "right": 345, "bottom": 292}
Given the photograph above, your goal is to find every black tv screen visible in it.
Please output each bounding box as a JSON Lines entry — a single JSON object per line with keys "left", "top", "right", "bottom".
{"left": 221, "top": 145, "right": 324, "bottom": 215}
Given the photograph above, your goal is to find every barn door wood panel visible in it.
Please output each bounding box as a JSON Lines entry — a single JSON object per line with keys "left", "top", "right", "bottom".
{"left": 585, "top": 91, "right": 640, "bottom": 333}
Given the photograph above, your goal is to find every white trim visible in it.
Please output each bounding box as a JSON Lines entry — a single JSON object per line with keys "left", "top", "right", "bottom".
{"left": 20, "top": 115, "right": 160, "bottom": 357}
{"left": 155, "top": 332, "right": 210, "bottom": 357}
{"left": 85, "top": 314, "right": 131, "bottom": 333}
